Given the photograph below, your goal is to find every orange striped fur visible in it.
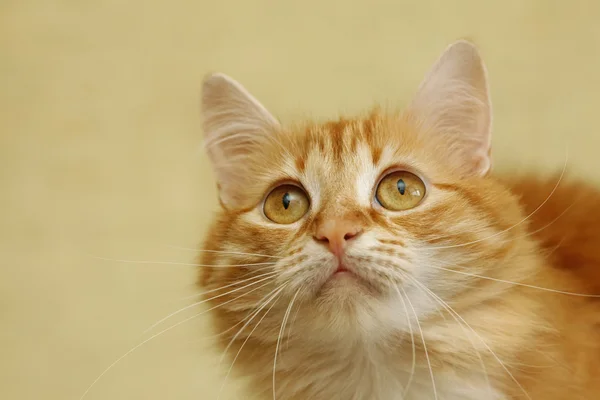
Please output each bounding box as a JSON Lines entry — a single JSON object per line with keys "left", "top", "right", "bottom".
{"left": 198, "top": 42, "right": 600, "bottom": 400}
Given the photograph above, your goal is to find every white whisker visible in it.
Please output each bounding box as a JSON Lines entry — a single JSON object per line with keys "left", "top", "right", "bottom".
{"left": 217, "top": 285, "right": 287, "bottom": 400}
{"left": 519, "top": 202, "right": 576, "bottom": 239}
{"left": 216, "top": 283, "right": 289, "bottom": 368}
{"left": 144, "top": 272, "right": 279, "bottom": 333}
{"left": 285, "top": 288, "right": 304, "bottom": 351}
{"left": 166, "top": 245, "right": 283, "bottom": 259}
{"left": 176, "top": 271, "right": 277, "bottom": 302}
{"left": 544, "top": 236, "right": 567, "bottom": 258}
{"left": 238, "top": 264, "right": 278, "bottom": 279}
{"left": 429, "top": 263, "right": 600, "bottom": 297}
{"left": 393, "top": 280, "right": 416, "bottom": 397}
{"left": 404, "top": 274, "right": 492, "bottom": 397}
{"left": 407, "top": 274, "right": 531, "bottom": 400}
{"left": 427, "top": 148, "right": 568, "bottom": 251}
{"left": 273, "top": 288, "right": 301, "bottom": 400}
{"left": 194, "top": 288, "right": 287, "bottom": 343}
{"left": 396, "top": 285, "right": 438, "bottom": 400}
{"left": 90, "top": 255, "right": 277, "bottom": 268}
{"left": 78, "top": 279, "right": 274, "bottom": 400}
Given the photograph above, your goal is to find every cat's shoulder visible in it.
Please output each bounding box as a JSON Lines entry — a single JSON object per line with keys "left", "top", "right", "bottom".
{"left": 501, "top": 173, "right": 600, "bottom": 293}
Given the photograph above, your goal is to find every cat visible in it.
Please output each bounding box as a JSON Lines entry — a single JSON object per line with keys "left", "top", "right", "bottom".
{"left": 197, "top": 40, "right": 600, "bottom": 400}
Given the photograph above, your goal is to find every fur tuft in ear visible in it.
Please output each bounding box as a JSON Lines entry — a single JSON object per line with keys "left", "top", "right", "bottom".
{"left": 201, "top": 73, "right": 280, "bottom": 208}
{"left": 407, "top": 40, "right": 492, "bottom": 176}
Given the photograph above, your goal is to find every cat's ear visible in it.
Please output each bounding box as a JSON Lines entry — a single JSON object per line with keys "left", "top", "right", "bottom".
{"left": 201, "top": 73, "right": 280, "bottom": 208}
{"left": 407, "top": 40, "right": 492, "bottom": 176}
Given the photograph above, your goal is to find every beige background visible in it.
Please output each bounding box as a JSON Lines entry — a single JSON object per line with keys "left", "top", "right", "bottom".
{"left": 2, "top": 1, "right": 600, "bottom": 399}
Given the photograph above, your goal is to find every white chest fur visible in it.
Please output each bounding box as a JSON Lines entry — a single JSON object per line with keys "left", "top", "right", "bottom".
{"left": 268, "top": 342, "right": 507, "bottom": 400}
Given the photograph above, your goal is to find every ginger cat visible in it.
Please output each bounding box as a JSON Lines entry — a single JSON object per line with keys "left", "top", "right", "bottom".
{"left": 198, "top": 41, "right": 600, "bottom": 399}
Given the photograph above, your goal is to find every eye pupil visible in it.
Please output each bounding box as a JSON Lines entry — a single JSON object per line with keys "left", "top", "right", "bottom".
{"left": 282, "top": 193, "right": 291, "bottom": 209}
{"left": 264, "top": 185, "right": 309, "bottom": 224}
{"left": 397, "top": 179, "right": 406, "bottom": 195}
{"left": 375, "top": 171, "right": 425, "bottom": 211}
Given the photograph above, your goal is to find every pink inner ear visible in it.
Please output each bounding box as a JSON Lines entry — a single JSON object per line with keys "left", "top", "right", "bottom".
{"left": 201, "top": 73, "right": 281, "bottom": 208}
{"left": 407, "top": 41, "right": 492, "bottom": 177}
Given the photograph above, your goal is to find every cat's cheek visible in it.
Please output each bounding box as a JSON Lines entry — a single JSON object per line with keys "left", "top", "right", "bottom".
{"left": 401, "top": 282, "right": 445, "bottom": 320}
{"left": 235, "top": 212, "right": 307, "bottom": 252}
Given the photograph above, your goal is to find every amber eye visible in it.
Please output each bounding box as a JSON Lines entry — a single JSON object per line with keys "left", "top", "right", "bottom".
{"left": 263, "top": 184, "right": 310, "bottom": 224}
{"left": 375, "top": 171, "right": 426, "bottom": 211}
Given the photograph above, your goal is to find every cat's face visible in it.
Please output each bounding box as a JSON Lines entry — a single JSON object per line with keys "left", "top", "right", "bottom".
{"left": 199, "top": 41, "right": 525, "bottom": 343}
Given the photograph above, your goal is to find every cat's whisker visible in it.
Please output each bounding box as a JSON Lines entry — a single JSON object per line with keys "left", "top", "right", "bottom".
{"left": 406, "top": 274, "right": 531, "bottom": 400}
{"left": 89, "top": 254, "right": 277, "bottom": 268}
{"left": 144, "top": 272, "right": 279, "bottom": 333}
{"left": 423, "top": 195, "right": 577, "bottom": 247}
{"left": 191, "top": 287, "right": 290, "bottom": 343}
{"left": 175, "top": 270, "right": 278, "bottom": 302}
{"left": 273, "top": 288, "right": 301, "bottom": 400}
{"left": 285, "top": 287, "right": 304, "bottom": 351}
{"left": 238, "top": 264, "right": 277, "bottom": 279}
{"left": 217, "top": 284, "right": 287, "bottom": 400}
{"left": 216, "top": 283, "right": 290, "bottom": 368}
{"left": 396, "top": 285, "right": 438, "bottom": 400}
{"left": 389, "top": 278, "right": 416, "bottom": 397}
{"left": 428, "top": 261, "right": 600, "bottom": 297}
{"left": 445, "top": 199, "right": 577, "bottom": 248}
{"left": 198, "top": 262, "right": 278, "bottom": 268}
{"left": 402, "top": 274, "right": 492, "bottom": 397}
{"left": 517, "top": 201, "right": 576, "bottom": 239}
{"left": 165, "top": 244, "right": 284, "bottom": 259}
{"left": 426, "top": 149, "right": 569, "bottom": 251}
{"left": 78, "top": 279, "right": 275, "bottom": 400}
{"left": 236, "top": 253, "right": 305, "bottom": 279}
{"left": 543, "top": 235, "right": 567, "bottom": 258}
{"left": 185, "top": 309, "right": 261, "bottom": 343}
{"left": 203, "top": 304, "right": 270, "bottom": 341}
{"left": 419, "top": 229, "right": 477, "bottom": 244}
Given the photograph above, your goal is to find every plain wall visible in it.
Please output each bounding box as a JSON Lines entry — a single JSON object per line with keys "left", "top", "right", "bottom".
{"left": 2, "top": 1, "right": 599, "bottom": 399}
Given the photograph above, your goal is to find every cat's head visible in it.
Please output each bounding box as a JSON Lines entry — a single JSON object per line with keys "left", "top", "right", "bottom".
{"left": 199, "top": 41, "right": 527, "bottom": 343}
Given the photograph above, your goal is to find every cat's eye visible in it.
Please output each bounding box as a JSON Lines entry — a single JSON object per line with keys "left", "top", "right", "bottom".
{"left": 263, "top": 184, "right": 310, "bottom": 224}
{"left": 375, "top": 171, "right": 426, "bottom": 211}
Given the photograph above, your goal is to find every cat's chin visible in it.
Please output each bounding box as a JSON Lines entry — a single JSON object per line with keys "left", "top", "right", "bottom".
{"left": 304, "top": 277, "right": 401, "bottom": 344}
{"left": 316, "top": 269, "right": 381, "bottom": 303}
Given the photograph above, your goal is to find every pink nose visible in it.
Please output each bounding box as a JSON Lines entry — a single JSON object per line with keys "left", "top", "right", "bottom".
{"left": 314, "top": 219, "right": 363, "bottom": 257}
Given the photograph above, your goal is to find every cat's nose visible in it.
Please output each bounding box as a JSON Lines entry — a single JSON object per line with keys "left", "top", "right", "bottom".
{"left": 314, "top": 219, "right": 363, "bottom": 257}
